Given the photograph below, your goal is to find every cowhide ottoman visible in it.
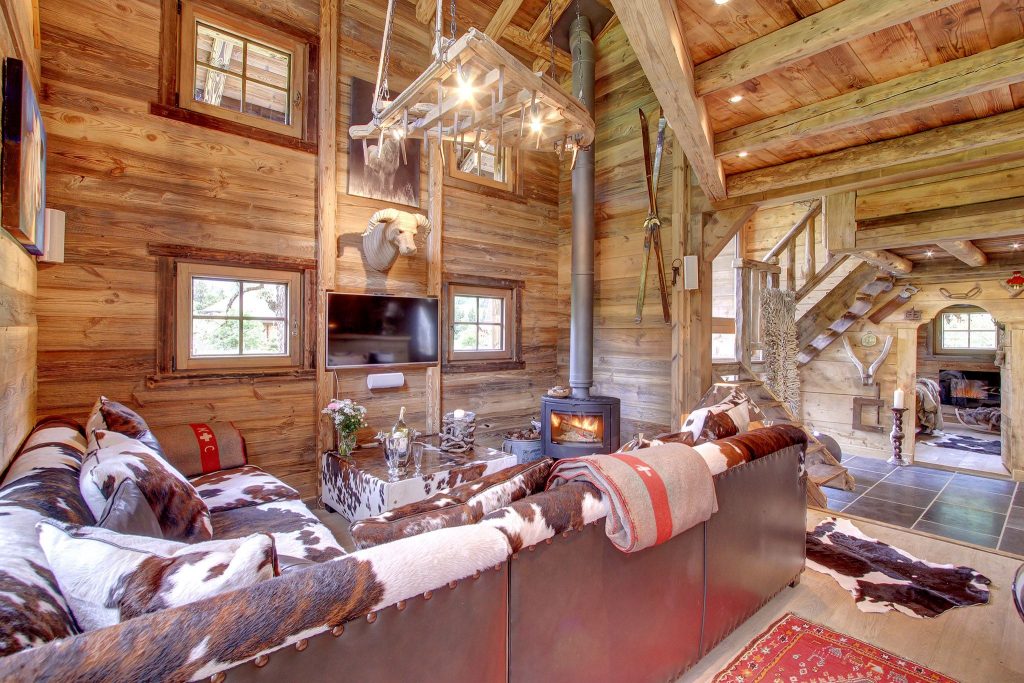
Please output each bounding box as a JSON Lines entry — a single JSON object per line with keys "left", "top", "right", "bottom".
{"left": 321, "top": 442, "right": 516, "bottom": 522}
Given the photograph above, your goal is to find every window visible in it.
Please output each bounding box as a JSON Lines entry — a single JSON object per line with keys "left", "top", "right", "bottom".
{"left": 937, "top": 307, "right": 997, "bottom": 354}
{"left": 446, "top": 141, "right": 516, "bottom": 192}
{"left": 178, "top": 2, "right": 306, "bottom": 137}
{"left": 442, "top": 276, "right": 523, "bottom": 372}
{"left": 175, "top": 262, "right": 302, "bottom": 370}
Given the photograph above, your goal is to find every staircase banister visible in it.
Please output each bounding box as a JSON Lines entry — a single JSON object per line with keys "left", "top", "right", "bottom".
{"left": 763, "top": 199, "right": 822, "bottom": 262}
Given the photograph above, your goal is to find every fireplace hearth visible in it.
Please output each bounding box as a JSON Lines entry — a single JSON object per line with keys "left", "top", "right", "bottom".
{"left": 541, "top": 395, "right": 620, "bottom": 459}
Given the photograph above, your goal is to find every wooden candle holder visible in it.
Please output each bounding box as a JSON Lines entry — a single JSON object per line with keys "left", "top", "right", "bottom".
{"left": 888, "top": 407, "right": 909, "bottom": 467}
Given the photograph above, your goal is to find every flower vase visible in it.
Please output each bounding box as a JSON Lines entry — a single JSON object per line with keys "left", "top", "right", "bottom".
{"left": 336, "top": 430, "right": 357, "bottom": 458}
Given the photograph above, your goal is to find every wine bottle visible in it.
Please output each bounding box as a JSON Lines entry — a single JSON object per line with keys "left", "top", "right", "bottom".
{"left": 391, "top": 406, "right": 410, "bottom": 460}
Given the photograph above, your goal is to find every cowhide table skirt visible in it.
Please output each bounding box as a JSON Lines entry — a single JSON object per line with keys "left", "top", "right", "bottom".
{"left": 321, "top": 443, "right": 517, "bottom": 522}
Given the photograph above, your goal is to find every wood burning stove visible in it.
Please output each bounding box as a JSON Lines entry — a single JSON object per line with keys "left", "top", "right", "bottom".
{"left": 541, "top": 395, "right": 620, "bottom": 459}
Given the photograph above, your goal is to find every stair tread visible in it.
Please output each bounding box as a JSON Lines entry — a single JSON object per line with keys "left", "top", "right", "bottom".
{"left": 807, "top": 463, "right": 848, "bottom": 485}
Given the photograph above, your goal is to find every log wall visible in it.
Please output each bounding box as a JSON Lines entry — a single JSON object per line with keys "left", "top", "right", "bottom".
{"left": 0, "top": 0, "right": 40, "bottom": 472}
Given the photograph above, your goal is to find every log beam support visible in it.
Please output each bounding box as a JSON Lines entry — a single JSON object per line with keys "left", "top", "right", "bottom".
{"left": 936, "top": 239, "right": 989, "bottom": 267}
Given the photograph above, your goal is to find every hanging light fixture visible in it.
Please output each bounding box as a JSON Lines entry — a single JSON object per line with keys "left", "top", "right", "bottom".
{"left": 349, "top": 0, "right": 595, "bottom": 161}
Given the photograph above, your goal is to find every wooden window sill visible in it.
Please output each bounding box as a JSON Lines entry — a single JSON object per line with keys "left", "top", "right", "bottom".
{"left": 150, "top": 103, "right": 317, "bottom": 154}
{"left": 442, "top": 359, "right": 525, "bottom": 374}
{"left": 146, "top": 368, "right": 315, "bottom": 387}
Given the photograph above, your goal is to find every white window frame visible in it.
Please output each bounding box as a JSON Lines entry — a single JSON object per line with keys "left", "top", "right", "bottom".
{"left": 936, "top": 308, "right": 997, "bottom": 355}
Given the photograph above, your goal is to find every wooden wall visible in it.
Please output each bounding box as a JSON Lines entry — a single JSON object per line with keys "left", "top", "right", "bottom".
{"left": 0, "top": 1, "right": 40, "bottom": 472}
{"left": 558, "top": 19, "right": 676, "bottom": 438}
{"left": 36, "top": 0, "right": 320, "bottom": 497}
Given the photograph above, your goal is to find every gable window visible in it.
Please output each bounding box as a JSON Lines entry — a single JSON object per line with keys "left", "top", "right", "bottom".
{"left": 442, "top": 276, "right": 524, "bottom": 372}
{"left": 446, "top": 141, "right": 516, "bottom": 192}
{"left": 936, "top": 307, "right": 997, "bottom": 353}
{"left": 172, "top": 262, "right": 304, "bottom": 371}
{"left": 179, "top": 2, "right": 305, "bottom": 137}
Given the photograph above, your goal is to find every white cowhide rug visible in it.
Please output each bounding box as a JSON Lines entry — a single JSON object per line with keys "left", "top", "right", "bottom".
{"left": 806, "top": 517, "right": 991, "bottom": 619}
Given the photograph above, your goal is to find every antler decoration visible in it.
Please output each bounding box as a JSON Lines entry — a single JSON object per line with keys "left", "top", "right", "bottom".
{"left": 843, "top": 335, "right": 894, "bottom": 386}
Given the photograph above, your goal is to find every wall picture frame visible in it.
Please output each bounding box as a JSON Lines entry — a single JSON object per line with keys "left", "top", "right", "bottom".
{"left": 346, "top": 77, "right": 421, "bottom": 208}
{"left": 1, "top": 57, "right": 46, "bottom": 255}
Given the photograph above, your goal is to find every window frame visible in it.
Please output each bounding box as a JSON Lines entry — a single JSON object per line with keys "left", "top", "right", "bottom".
{"left": 442, "top": 275, "right": 524, "bottom": 373}
{"left": 445, "top": 141, "right": 517, "bottom": 193}
{"left": 932, "top": 306, "right": 998, "bottom": 357}
{"left": 153, "top": 0, "right": 318, "bottom": 153}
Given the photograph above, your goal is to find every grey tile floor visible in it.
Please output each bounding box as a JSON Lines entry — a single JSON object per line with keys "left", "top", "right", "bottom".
{"left": 823, "top": 455, "right": 1023, "bottom": 555}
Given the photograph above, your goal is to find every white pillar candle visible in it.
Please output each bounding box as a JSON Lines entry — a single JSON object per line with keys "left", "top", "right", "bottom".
{"left": 893, "top": 388, "right": 905, "bottom": 410}
{"left": 453, "top": 409, "right": 466, "bottom": 420}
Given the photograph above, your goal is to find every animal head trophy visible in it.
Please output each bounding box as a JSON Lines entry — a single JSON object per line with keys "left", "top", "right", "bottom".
{"left": 842, "top": 335, "right": 894, "bottom": 386}
{"left": 361, "top": 208, "right": 430, "bottom": 272}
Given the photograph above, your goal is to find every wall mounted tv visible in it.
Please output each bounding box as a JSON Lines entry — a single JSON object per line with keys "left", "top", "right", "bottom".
{"left": 326, "top": 293, "right": 439, "bottom": 368}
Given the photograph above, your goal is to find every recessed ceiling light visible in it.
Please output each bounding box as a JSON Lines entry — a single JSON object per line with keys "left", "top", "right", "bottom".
{"left": 737, "top": 151, "right": 749, "bottom": 158}
{"left": 714, "top": 0, "right": 731, "bottom": 4}
{"left": 728, "top": 94, "right": 744, "bottom": 104}
{"left": 1012, "top": 242, "right": 1021, "bottom": 250}
{"left": 925, "top": 250, "right": 935, "bottom": 258}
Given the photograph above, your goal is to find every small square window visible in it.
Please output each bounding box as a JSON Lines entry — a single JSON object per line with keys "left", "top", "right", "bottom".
{"left": 936, "top": 308, "right": 997, "bottom": 354}
{"left": 445, "top": 140, "right": 516, "bottom": 192}
{"left": 175, "top": 262, "right": 302, "bottom": 370}
{"left": 176, "top": 1, "right": 307, "bottom": 139}
{"left": 443, "top": 278, "right": 524, "bottom": 371}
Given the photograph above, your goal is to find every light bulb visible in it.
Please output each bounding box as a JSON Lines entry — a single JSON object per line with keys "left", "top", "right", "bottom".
{"left": 392, "top": 128, "right": 405, "bottom": 140}
{"left": 530, "top": 116, "right": 543, "bottom": 134}
{"left": 456, "top": 65, "right": 476, "bottom": 104}
{"left": 729, "top": 94, "right": 743, "bottom": 103}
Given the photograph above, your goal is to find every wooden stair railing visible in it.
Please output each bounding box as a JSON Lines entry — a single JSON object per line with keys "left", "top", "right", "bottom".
{"left": 733, "top": 258, "right": 780, "bottom": 368}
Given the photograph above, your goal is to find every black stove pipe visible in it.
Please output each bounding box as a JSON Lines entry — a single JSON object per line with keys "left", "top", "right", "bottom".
{"left": 569, "top": 14, "right": 595, "bottom": 401}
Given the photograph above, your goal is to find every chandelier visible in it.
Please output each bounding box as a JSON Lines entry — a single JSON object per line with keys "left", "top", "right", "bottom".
{"left": 349, "top": 0, "right": 595, "bottom": 166}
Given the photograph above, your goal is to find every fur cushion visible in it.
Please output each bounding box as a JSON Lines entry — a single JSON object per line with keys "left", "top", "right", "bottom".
{"left": 81, "top": 430, "right": 213, "bottom": 542}
{"left": 211, "top": 498, "right": 346, "bottom": 563}
{"left": 190, "top": 465, "right": 300, "bottom": 514}
{"left": 151, "top": 422, "right": 248, "bottom": 477}
{"left": 0, "top": 417, "right": 94, "bottom": 655}
{"left": 681, "top": 394, "right": 752, "bottom": 444}
{"left": 480, "top": 481, "right": 608, "bottom": 553}
{"left": 85, "top": 396, "right": 163, "bottom": 455}
{"left": 37, "top": 521, "right": 277, "bottom": 630}
{"left": 350, "top": 459, "right": 553, "bottom": 550}
{"left": 695, "top": 424, "right": 809, "bottom": 475}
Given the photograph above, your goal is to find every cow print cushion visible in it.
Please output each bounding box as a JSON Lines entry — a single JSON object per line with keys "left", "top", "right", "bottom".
{"left": 0, "top": 417, "right": 93, "bottom": 656}
{"left": 351, "top": 459, "right": 553, "bottom": 550}
{"left": 480, "top": 481, "right": 608, "bottom": 553}
{"left": 190, "top": 465, "right": 300, "bottom": 514}
{"left": 695, "top": 424, "right": 808, "bottom": 475}
{"left": 37, "top": 521, "right": 277, "bottom": 630}
{"left": 212, "top": 498, "right": 346, "bottom": 563}
{"left": 81, "top": 430, "right": 213, "bottom": 542}
{"left": 85, "top": 396, "right": 163, "bottom": 455}
{"left": 681, "top": 395, "right": 752, "bottom": 444}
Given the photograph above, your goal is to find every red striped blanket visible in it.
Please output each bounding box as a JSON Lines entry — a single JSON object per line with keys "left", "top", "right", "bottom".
{"left": 546, "top": 443, "right": 718, "bottom": 553}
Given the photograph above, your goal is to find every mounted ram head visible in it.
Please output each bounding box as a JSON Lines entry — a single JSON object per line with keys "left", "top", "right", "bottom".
{"left": 361, "top": 208, "right": 430, "bottom": 272}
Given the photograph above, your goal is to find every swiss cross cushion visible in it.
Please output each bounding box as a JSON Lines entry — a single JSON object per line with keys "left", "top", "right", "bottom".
{"left": 151, "top": 423, "right": 248, "bottom": 478}
{"left": 351, "top": 458, "right": 553, "bottom": 550}
{"left": 81, "top": 430, "right": 213, "bottom": 542}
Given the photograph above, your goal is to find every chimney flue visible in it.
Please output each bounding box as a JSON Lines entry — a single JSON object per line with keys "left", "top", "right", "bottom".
{"left": 568, "top": 14, "right": 595, "bottom": 401}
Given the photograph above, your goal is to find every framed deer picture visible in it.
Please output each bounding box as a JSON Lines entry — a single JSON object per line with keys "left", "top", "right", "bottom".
{"left": 1, "top": 57, "right": 47, "bottom": 255}
{"left": 346, "top": 77, "right": 421, "bottom": 208}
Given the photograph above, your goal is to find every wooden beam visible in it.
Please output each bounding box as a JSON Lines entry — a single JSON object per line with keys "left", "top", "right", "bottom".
{"left": 415, "top": 0, "right": 435, "bottom": 24}
{"left": 894, "top": 326, "right": 918, "bottom": 460}
{"left": 849, "top": 197, "right": 1024, "bottom": 252}
{"left": 503, "top": 25, "right": 573, "bottom": 73}
{"left": 763, "top": 200, "right": 821, "bottom": 261}
{"left": 702, "top": 205, "right": 757, "bottom": 260}
{"left": 611, "top": 0, "right": 726, "bottom": 201}
{"left": 315, "top": 0, "right": 339, "bottom": 459}
{"left": 726, "top": 108, "right": 1024, "bottom": 203}
{"left": 935, "top": 240, "right": 988, "bottom": 267}
{"left": 822, "top": 192, "right": 855, "bottom": 255}
{"left": 795, "top": 253, "right": 848, "bottom": 303}
{"left": 670, "top": 141, "right": 690, "bottom": 430}
{"left": 527, "top": 0, "right": 571, "bottom": 44}
{"left": 694, "top": 0, "right": 961, "bottom": 97}
{"left": 715, "top": 39, "right": 1024, "bottom": 159}
{"left": 485, "top": 0, "right": 526, "bottom": 38}
{"left": 425, "top": 144, "right": 443, "bottom": 434}
{"left": 898, "top": 253, "right": 1024, "bottom": 283}
{"left": 856, "top": 250, "right": 914, "bottom": 275}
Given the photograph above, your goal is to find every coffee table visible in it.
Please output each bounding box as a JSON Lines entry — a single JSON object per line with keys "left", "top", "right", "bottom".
{"left": 320, "top": 438, "right": 517, "bottom": 522}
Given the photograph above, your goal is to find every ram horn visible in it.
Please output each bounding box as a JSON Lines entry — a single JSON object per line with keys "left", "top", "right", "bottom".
{"left": 415, "top": 213, "right": 431, "bottom": 235}
{"left": 363, "top": 208, "right": 400, "bottom": 237}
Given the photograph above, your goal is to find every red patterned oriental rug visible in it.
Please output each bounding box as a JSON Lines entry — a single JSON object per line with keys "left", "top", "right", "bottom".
{"left": 713, "top": 613, "right": 959, "bottom": 683}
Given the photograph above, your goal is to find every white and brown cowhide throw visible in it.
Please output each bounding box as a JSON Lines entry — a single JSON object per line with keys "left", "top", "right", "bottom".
{"left": 480, "top": 481, "right": 608, "bottom": 553}
{"left": 37, "top": 521, "right": 278, "bottom": 630}
{"left": 211, "top": 498, "right": 346, "bottom": 563}
{"left": 695, "top": 424, "right": 808, "bottom": 475}
{"left": 190, "top": 465, "right": 300, "bottom": 514}
{"left": 806, "top": 517, "right": 991, "bottom": 619}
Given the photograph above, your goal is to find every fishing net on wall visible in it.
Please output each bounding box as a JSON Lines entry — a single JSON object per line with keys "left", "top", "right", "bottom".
{"left": 761, "top": 288, "right": 800, "bottom": 413}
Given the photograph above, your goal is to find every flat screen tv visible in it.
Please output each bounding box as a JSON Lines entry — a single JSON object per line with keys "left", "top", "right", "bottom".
{"left": 326, "top": 293, "right": 438, "bottom": 368}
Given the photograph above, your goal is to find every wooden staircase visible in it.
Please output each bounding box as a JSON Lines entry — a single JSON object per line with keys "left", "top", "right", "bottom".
{"left": 704, "top": 380, "right": 855, "bottom": 507}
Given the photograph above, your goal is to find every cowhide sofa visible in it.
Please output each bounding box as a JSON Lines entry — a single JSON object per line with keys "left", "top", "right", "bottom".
{"left": 0, "top": 413, "right": 807, "bottom": 683}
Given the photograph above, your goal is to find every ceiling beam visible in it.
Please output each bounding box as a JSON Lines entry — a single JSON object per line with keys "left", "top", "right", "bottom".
{"left": 703, "top": 205, "right": 758, "bottom": 260}
{"left": 415, "top": 0, "right": 435, "bottom": 25}
{"left": 611, "top": 0, "right": 726, "bottom": 201}
{"left": 725, "top": 108, "right": 1024, "bottom": 204}
{"left": 898, "top": 253, "right": 1024, "bottom": 283}
{"left": 503, "top": 24, "right": 573, "bottom": 73}
{"left": 936, "top": 240, "right": 989, "bottom": 267}
{"left": 694, "top": 0, "right": 962, "bottom": 97}
{"left": 857, "top": 250, "right": 914, "bottom": 274}
{"left": 715, "top": 38, "right": 1024, "bottom": 159}
{"left": 485, "top": 0, "right": 526, "bottom": 38}
{"left": 845, "top": 197, "right": 1024, "bottom": 252}
{"left": 528, "top": 0, "right": 572, "bottom": 44}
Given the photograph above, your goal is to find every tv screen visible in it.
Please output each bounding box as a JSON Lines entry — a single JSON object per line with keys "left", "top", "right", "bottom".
{"left": 326, "top": 293, "right": 438, "bottom": 368}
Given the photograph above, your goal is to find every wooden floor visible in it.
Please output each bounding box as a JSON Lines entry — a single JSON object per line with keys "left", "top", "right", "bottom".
{"left": 677, "top": 509, "right": 1024, "bottom": 683}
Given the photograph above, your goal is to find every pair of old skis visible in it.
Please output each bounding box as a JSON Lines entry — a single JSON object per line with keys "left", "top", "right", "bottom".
{"left": 634, "top": 108, "right": 671, "bottom": 325}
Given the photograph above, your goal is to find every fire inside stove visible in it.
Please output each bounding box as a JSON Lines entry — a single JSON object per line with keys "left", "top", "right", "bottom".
{"left": 550, "top": 412, "right": 605, "bottom": 444}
